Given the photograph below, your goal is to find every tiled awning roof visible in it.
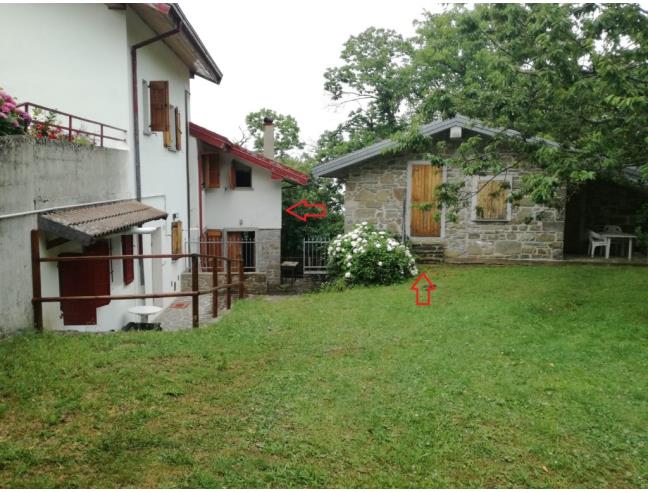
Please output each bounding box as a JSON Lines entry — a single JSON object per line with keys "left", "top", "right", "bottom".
{"left": 38, "top": 200, "right": 167, "bottom": 245}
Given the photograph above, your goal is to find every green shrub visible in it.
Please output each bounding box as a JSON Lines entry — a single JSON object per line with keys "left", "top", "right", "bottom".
{"left": 327, "top": 223, "right": 417, "bottom": 286}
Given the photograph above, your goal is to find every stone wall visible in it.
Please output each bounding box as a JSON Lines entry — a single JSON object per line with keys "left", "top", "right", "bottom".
{"left": 341, "top": 150, "right": 565, "bottom": 261}
{"left": 256, "top": 229, "right": 281, "bottom": 286}
{"left": 181, "top": 272, "right": 268, "bottom": 295}
{"left": 444, "top": 167, "right": 565, "bottom": 261}
{"left": 344, "top": 155, "right": 407, "bottom": 235}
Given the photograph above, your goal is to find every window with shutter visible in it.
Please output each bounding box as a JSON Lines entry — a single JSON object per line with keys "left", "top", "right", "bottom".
{"left": 473, "top": 178, "right": 511, "bottom": 221}
{"left": 149, "top": 81, "right": 169, "bottom": 132}
{"left": 121, "top": 235, "right": 134, "bottom": 285}
{"left": 175, "top": 107, "right": 182, "bottom": 150}
{"left": 202, "top": 153, "right": 220, "bottom": 188}
{"left": 171, "top": 221, "right": 183, "bottom": 255}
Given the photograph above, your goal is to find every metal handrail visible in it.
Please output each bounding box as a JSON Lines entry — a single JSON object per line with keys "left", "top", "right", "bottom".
{"left": 17, "top": 102, "right": 128, "bottom": 147}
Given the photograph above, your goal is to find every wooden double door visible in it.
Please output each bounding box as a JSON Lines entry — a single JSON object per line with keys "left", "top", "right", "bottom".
{"left": 410, "top": 164, "right": 442, "bottom": 237}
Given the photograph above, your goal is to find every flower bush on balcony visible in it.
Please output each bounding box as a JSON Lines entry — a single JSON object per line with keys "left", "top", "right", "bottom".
{"left": 327, "top": 222, "right": 418, "bottom": 287}
{"left": 0, "top": 88, "right": 31, "bottom": 136}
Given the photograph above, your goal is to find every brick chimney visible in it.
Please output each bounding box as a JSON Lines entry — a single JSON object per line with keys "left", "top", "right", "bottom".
{"left": 263, "top": 117, "right": 274, "bottom": 159}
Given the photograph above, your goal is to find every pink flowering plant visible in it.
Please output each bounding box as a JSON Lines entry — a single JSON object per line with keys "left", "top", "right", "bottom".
{"left": 327, "top": 222, "right": 418, "bottom": 287}
{"left": 0, "top": 88, "right": 31, "bottom": 136}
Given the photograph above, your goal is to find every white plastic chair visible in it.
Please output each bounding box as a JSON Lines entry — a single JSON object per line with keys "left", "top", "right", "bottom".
{"left": 588, "top": 230, "right": 610, "bottom": 258}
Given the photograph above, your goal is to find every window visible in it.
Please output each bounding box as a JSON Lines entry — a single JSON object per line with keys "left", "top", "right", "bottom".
{"left": 229, "top": 161, "right": 252, "bottom": 189}
{"left": 473, "top": 177, "right": 511, "bottom": 221}
{"left": 202, "top": 153, "right": 220, "bottom": 188}
{"left": 163, "top": 106, "right": 182, "bottom": 151}
{"left": 149, "top": 81, "right": 169, "bottom": 132}
{"left": 121, "top": 235, "right": 134, "bottom": 285}
{"left": 171, "top": 220, "right": 183, "bottom": 255}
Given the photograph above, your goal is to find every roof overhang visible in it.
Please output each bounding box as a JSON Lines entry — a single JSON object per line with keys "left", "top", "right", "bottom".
{"left": 312, "top": 115, "right": 558, "bottom": 178}
{"left": 129, "top": 3, "right": 223, "bottom": 84}
{"left": 39, "top": 200, "right": 167, "bottom": 246}
{"left": 189, "top": 123, "right": 309, "bottom": 185}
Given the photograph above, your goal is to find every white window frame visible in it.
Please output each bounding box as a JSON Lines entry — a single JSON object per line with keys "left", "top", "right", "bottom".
{"left": 470, "top": 175, "right": 513, "bottom": 222}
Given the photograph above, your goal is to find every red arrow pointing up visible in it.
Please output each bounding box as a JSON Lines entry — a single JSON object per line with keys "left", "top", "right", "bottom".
{"left": 410, "top": 272, "right": 437, "bottom": 306}
{"left": 284, "top": 199, "right": 327, "bottom": 222}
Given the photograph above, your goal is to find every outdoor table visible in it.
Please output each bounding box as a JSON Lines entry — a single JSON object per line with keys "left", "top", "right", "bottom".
{"left": 128, "top": 305, "right": 162, "bottom": 323}
{"left": 601, "top": 232, "right": 637, "bottom": 260}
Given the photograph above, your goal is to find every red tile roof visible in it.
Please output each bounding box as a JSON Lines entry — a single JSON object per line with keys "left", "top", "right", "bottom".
{"left": 189, "top": 123, "right": 309, "bottom": 185}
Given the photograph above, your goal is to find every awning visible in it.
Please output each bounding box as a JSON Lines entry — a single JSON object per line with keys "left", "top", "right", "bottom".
{"left": 38, "top": 200, "right": 167, "bottom": 245}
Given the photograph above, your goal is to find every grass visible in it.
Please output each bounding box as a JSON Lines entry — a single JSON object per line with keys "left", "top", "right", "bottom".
{"left": 0, "top": 264, "right": 647, "bottom": 487}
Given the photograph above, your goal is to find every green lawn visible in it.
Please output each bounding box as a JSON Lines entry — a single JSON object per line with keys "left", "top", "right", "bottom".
{"left": 0, "top": 265, "right": 647, "bottom": 487}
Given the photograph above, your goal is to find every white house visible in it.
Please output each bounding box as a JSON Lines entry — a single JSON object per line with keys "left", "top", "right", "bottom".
{"left": 0, "top": 3, "right": 222, "bottom": 333}
{"left": 188, "top": 119, "right": 309, "bottom": 286}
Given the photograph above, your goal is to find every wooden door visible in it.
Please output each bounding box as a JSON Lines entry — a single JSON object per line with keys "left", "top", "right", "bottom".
{"left": 227, "top": 232, "right": 242, "bottom": 265}
{"left": 202, "top": 229, "right": 223, "bottom": 271}
{"left": 58, "top": 241, "right": 110, "bottom": 325}
{"left": 410, "top": 164, "right": 442, "bottom": 237}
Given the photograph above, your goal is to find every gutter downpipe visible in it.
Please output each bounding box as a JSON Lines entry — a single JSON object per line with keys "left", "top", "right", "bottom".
{"left": 131, "top": 23, "right": 181, "bottom": 285}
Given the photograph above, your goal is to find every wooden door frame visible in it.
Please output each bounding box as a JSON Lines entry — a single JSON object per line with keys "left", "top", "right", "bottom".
{"left": 405, "top": 161, "right": 447, "bottom": 239}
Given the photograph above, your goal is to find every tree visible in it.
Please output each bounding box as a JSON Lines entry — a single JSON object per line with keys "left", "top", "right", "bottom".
{"left": 319, "top": 27, "right": 414, "bottom": 161}
{"left": 320, "top": 4, "right": 648, "bottom": 214}
{"left": 242, "top": 108, "right": 304, "bottom": 159}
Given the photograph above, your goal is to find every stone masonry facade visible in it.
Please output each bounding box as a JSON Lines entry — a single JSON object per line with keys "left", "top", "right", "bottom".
{"left": 342, "top": 151, "right": 565, "bottom": 261}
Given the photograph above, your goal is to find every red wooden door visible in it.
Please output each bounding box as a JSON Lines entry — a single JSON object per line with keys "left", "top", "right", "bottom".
{"left": 58, "top": 241, "right": 110, "bottom": 325}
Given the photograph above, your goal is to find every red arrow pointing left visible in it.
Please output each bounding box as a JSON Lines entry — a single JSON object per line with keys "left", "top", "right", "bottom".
{"left": 285, "top": 199, "right": 327, "bottom": 222}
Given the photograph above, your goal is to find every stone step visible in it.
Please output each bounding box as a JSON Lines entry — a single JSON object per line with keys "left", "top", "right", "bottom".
{"left": 411, "top": 243, "right": 445, "bottom": 264}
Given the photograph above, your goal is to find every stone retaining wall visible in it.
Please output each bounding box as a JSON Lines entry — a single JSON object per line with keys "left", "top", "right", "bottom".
{"left": 181, "top": 272, "right": 268, "bottom": 295}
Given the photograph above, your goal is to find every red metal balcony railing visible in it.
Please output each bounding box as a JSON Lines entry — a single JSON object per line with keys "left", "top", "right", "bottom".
{"left": 17, "top": 102, "right": 127, "bottom": 148}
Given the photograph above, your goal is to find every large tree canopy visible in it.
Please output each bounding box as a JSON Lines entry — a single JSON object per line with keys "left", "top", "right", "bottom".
{"left": 321, "top": 4, "right": 648, "bottom": 210}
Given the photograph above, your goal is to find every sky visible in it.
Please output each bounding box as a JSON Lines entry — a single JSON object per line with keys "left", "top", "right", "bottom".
{"left": 182, "top": 0, "right": 445, "bottom": 153}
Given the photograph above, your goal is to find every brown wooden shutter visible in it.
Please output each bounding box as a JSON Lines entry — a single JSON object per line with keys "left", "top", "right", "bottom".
{"left": 229, "top": 163, "right": 236, "bottom": 189}
{"left": 175, "top": 108, "right": 182, "bottom": 150}
{"left": 202, "top": 154, "right": 220, "bottom": 188}
{"left": 86, "top": 241, "right": 111, "bottom": 308}
{"left": 149, "top": 81, "right": 169, "bottom": 132}
{"left": 121, "top": 235, "right": 134, "bottom": 285}
{"left": 171, "top": 221, "right": 183, "bottom": 255}
{"left": 476, "top": 180, "right": 509, "bottom": 220}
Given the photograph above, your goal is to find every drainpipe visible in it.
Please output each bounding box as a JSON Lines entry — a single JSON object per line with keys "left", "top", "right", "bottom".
{"left": 184, "top": 88, "right": 191, "bottom": 250}
{"left": 130, "top": 23, "right": 181, "bottom": 284}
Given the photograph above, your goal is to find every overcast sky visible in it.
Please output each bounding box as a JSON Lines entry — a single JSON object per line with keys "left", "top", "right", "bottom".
{"left": 183, "top": 0, "right": 444, "bottom": 152}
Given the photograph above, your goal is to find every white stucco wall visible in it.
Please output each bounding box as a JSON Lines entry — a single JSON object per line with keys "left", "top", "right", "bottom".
{"left": 200, "top": 150, "right": 283, "bottom": 230}
{"left": 0, "top": 4, "right": 130, "bottom": 150}
{"left": 127, "top": 9, "right": 193, "bottom": 308}
{"left": 0, "top": 5, "right": 208, "bottom": 332}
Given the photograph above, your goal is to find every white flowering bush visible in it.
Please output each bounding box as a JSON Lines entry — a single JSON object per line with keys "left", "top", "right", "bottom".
{"left": 327, "top": 222, "right": 418, "bottom": 286}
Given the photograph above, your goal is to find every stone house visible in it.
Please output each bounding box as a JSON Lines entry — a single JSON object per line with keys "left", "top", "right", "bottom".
{"left": 313, "top": 115, "right": 567, "bottom": 262}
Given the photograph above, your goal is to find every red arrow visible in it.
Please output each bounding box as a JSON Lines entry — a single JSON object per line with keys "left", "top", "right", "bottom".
{"left": 410, "top": 272, "right": 437, "bottom": 306}
{"left": 284, "top": 199, "right": 327, "bottom": 222}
